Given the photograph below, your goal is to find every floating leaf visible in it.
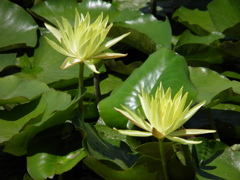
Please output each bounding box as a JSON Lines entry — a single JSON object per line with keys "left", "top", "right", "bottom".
{"left": 208, "top": 0, "right": 240, "bottom": 38}
{"left": 172, "top": 6, "right": 217, "bottom": 35}
{"left": 189, "top": 67, "right": 240, "bottom": 106}
{"left": 0, "top": 75, "right": 51, "bottom": 105}
{"left": 99, "top": 48, "right": 198, "bottom": 128}
{"left": 27, "top": 123, "right": 87, "bottom": 180}
{"left": 0, "top": 54, "right": 17, "bottom": 72}
{"left": 191, "top": 137, "right": 240, "bottom": 179}
{"left": 3, "top": 91, "right": 78, "bottom": 156}
{"left": 0, "top": 0, "right": 38, "bottom": 50}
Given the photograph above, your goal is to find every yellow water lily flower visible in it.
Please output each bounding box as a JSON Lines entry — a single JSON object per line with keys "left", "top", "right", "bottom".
{"left": 44, "top": 10, "right": 130, "bottom": 73}
{"left": 114, "top": 83, "right": 216, "bottom": 144}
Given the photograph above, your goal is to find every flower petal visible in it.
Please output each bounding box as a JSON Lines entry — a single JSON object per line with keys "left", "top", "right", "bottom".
{"left": 170, "top": 101, "right": 206, "bottom": 133}
{"left": 83, "top": 59, "right": 99, "bottom": 73}
{"left": 92, "top": 52, "right": 128, "bottom": 59}
{"left": 169, "top": 129, "right": 216, "bottom": 137}
{"left": 92, "top": 32, "right": 130, "bottom": 56}
{"left": 166, "top": 135, "right": 202, "bottom": 144}
{"left": 60, "top": 57, "right": 81, "bottom": 69}
{"left": 44, "top": 37, "right": 72, "bottom": 57}
{"left": 113, "top": 128, "right": 152, "bottom": 137}
{"left": 114, "top": 106, "right": 152, "bottom": 132}
{"left": 44, "top": 23, "right": 62, "bottom": 42}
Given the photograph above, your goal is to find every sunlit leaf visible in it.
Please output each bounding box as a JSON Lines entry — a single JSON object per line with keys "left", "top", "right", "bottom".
{"left": 172, "top": 6, "right": 217, "bottom": 36}
{"left": 0, "top": 0, "right": 38, "bottom": 50}
{"left": 191, "top": 137, "right": 240, "bottom": 179}
{"left": 0, "top": 76, "right": 51, "bottom": 105}
{"left": 99, "top": 48, "right": 198, "bottom": 128}
{"left": 189, "top": 67, "right": 240, "bottom": 106}
{"left": 27, "top": 123, "right": 87, "bottom": 180}
{"left": 3, "top": 91, "right": 78, "bottom": 156}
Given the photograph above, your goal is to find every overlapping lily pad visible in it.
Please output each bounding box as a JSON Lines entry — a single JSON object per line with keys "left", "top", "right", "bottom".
{"left": 99, "top": 48, "right": 198, "bottom": 128}
{"left": 0, "top": 0, "right": 38, "bottom": 50}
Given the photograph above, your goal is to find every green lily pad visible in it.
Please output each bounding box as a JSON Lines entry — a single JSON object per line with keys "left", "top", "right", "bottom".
{"left": 27, "top": 123, "right": 87, "bottom": 180}
{"left": 0, "top": 54, "right": 17, "bottom": 72}
{"left": 0, "top": 98, "right": 44, "bottom": 144}
{"left": 175, "top": 30, "right": 224, "bottom": 64}
{"left": 99, "top": 48, "right": 198, "bottom": 128}
{"left": 110, "top": 16, "right": 172, "bottom": 54}
{"left": 208, "top": 0, "right": 240, "bottom": 38}
{"left": 81, "top": 122, "right": 138, "bottom": 170}
{"left": 83, "top": 156, "right": 158, "bottom": 180}
{"left": 191, "top": 137, "right": 240, "bottom": 179}
{"left": 0, "top": 0, "right": 38, "bottom": 50}
{"left": 172, "top": 6, "right": 217, "bottom": 36}
{"left": 0, "top": 75, "right": 51, "bottom": 105}
{"left": 189, "top": 67, "right": 240, "bottom": 106}
{"left": 3, "top": 91, "right": 78, "bottom": 156}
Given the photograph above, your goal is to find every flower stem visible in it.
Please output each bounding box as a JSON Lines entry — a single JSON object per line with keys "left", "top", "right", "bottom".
{"left": 158, "top": 138, "right": 169, "bottom": 180}
{"left": 77, "top": 62, "right": 84, "bottom": 123}
{"left": 93, "top": 73, "right": 101, "bottom": 104}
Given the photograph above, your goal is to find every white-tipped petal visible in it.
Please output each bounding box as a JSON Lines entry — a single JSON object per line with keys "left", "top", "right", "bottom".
{"left": 170, "top": 129, "right": 216, "bottom": 137}
{"left": 92, "top": 32, "right": 130, "bottom": 56}
{"left": 45, "top": 23, "right": 62, "bottom": 42}
{"left": 45, "top": 37, "right": 72, "bottom": 57}
{"left": 83, "top": 59, "right": 99, "bottom": 73}
{"left": 166, "top": 136, "right": 202, "bottom": 144}
{"left": 93, "top": 52, "right": 128, "bottom": 59}
{"left": 60, "top": 57, "right": 81, "bottom": 69}
{"left": 113, "top": 128, "right": 152, "bottom": 137}
{"left": 114, "top": 107, "right": 152, "bottom": 132}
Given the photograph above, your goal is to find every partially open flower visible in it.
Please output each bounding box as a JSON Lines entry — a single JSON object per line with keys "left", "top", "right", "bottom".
{"left": 44, "top": 10, "right": 130, "bottom": 73}
{"left": 114, "top": 83, "right": 216, "bottom": 144}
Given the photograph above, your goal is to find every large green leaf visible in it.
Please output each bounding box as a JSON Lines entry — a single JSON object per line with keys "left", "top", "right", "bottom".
{"left": 110, "top": 17, "right": 171, "bottom": 54}
{"left": 0, "top": 98, "right": 44, "bottom": 144}
{"left": 99, "top": 48, "right": 198, "bottom": 128}
{"left": 173, "top": 0, "right": 240, "bottom": 38}
{"left": 3, "top": 91, "right": 78, "bottom": 156}
{"left": 176, "top": 30, "right": 223, "bottom": 46}
{"left": 81, "top": 122, "right": 156, "bottom": 180}
{"left": 191, "top": 138, "right": 240, "bottom": 179}
{"left": 0, "top": 0, "right": 38, "bottom": 50}
{"left": 27, "top": 123, "right": 87, "bottom": 180}
{"left": 0, "top": 54, "right": 17, "bottom": 72}
{"left": 81, "top": 122, "right": 138, "bottom": 170}
{"left": 175, "top": 30, "right": 224, "bottom": 64}
{"left": 189, "top": 67, "right": 240, "bottom": 107}
{"left": 83, "top": 156, "right": 157, "bottom": 180}
{"left": 0, "top": 75, "right": 51, "bottom": 105}
{"left": 172, "top": 6, "right": 217, "bottom": 36}
{"left": 208, "top": 0, "right": 240, "bottom": 38}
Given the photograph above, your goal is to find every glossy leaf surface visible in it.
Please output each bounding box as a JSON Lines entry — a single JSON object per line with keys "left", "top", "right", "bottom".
{"left": 208, "top": 0, "right": 240, "bottom": 37}
{"left": 0, "top": 0, "right": 38, "bottom": 50}
{"left": 189, "top": 67, "right": 240, "bottom": 107}
{"left": 3, "top": 91, "right": 78, "bottom": 156}
{"left": 0, "top": 76, "right": 51, "bottom": 105}
{"left": 27, "top": 123, "right": 87, "bottom": 180}
{"left": 99, "top": 48, "right": 198, "bottom": 128}
{"left": 192, "top": 138, "right": 240, "bottom": 179}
